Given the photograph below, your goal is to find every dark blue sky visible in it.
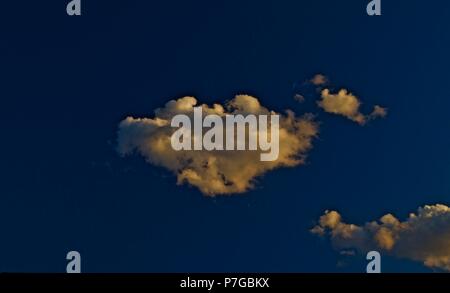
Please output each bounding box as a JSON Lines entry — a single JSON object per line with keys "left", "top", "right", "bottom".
{"left": 1, "top": 0, "right": 450, "bottom": 272}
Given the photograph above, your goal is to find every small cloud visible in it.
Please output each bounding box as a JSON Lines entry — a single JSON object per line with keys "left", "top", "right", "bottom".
{"left": 311, "top": 204, "right": 450, "bottom": 272}
{"left": 294, "top": 94, "right": 305, "bottom": 103}
{"left": 318, "top": 89, "right": 366, "bottom": 125}
{"left": 369, "top": 105, "right": 388, "bottom": 120}
{"left": 318, "top": 89, "right": 387, "bottom": 125}
{"left": 310, "top": 225, "right": 325, "bottom": 236}
{"left": 310, "top": 74, "right": 329, "bottom": 86}
{"left": 340, "top": 250, "right": 356, "bottom": 256}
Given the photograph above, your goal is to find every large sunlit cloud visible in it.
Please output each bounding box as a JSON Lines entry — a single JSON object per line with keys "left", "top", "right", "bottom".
{"left": 117, "top": 95, "right": 318, "bottom": 196}
{"left": 311, "top": 204, "right": 450, "bottom": 271}
{"left": 318, "top": 89, "right": 387, "bottom": 125}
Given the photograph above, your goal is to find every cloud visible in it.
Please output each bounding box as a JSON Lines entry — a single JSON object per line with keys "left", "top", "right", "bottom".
{"left": 117, "top": 95, "right": 318, "bottom": 196}
{"left": 293, "top": 75, "right": 328, "bottom": 102}
{"left": 369, "top": 105, "right": 388, "bottom": 120}
{"left": 294, "top": 94, "right": 305, "bottom": 103}
{"left": 318, "top": 89, "right": 387, "bottom": 125}
{"left": 311, "top": 204, "right": 450, "bottom": 271}
{"left": 310, "top": 74, "right": 328, "bottom": 86}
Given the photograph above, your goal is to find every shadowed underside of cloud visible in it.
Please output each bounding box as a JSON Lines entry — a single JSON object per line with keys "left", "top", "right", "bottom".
{"left": 311, "top": 204, "right": 450, "bottom": 271}
{"left": 117, "top": 95, "right": 318, "bottom": 196}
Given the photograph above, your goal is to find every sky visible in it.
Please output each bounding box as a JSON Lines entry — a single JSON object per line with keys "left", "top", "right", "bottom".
{"left": 1, "top": 0, "right": 450, "bottom": 273}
